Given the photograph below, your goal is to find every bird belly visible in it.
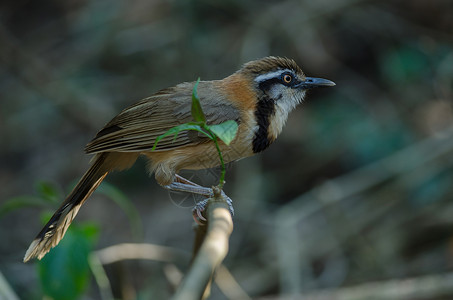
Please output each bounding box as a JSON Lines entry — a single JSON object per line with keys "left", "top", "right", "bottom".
{"left": 144, "top": 123, "right": 254, "bottom": 185}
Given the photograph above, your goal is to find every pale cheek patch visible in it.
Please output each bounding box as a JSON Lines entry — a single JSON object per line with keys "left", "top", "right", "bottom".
{"left": 267, "top": 109, "right": 287, "bottom": 140}
{"left": 280, "top": 89, "right": 305, "bottom": 112}
{"left": 267, "top": 90, "right": 306, "bottom": 139}
{"left": 290, "top": 89, "right": 306, "bottom": 106}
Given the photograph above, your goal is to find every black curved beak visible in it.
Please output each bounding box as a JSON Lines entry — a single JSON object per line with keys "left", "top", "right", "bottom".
{"left": 296, "top": 77, "right": 336, "bottom": 89}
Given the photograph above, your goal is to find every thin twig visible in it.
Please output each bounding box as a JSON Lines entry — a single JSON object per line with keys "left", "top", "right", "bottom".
{"left": 0, "top": 271, "right": 20, "bottom": 300}
{"left": 89, "top": 253, "right": 114, "bottom": 300}
{"left": 95, "top": 243, "right": 189, "bottom": 265}
{"left": 215, "top": 265, "right": 252, "bottom": 300}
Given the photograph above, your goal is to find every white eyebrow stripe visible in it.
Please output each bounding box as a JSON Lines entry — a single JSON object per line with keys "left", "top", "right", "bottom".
{"left": 254, "top": 69, "right": 289, "bottom": 83}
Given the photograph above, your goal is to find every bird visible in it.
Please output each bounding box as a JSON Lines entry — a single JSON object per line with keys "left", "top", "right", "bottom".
{"left": 23, "top": 56, "right": 335, "bottom": 262}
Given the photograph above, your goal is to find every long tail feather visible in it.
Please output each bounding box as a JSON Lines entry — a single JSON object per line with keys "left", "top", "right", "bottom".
{"left": 23, "top": 153, "right": 109, "bottom": 262}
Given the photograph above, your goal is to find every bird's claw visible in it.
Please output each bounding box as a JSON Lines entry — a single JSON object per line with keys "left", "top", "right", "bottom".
{"left": 192, "top": 192, "right": 234, "bottom": 225}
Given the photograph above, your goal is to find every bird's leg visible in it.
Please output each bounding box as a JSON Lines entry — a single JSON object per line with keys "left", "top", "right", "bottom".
{"left": 163, "top": 174, "right": 234, "bottom": 222}
{"left": 163, "top": 174, "right": 211, "bottom": 196}
{"left": 174, "top": 174, "right": 204, "bottom": 188}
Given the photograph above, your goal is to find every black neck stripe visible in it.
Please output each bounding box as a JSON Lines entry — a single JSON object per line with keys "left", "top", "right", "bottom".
{"left": 252, "top": 76, "right": 288, "bottom": 153}
{"left": 252, "top": 93, "right": 276, "bottom": 153}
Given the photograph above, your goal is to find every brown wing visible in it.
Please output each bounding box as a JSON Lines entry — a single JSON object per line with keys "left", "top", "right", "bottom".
{"left": 85, "top": 81, "right": 240, "bottom": 153}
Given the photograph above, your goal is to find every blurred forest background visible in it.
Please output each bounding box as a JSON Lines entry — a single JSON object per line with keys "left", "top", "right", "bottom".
{"left": 1, "top": 0, "right": 453, "bottom": 299}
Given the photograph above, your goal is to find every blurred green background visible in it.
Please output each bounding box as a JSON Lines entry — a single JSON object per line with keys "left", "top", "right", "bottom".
{"left": 1, "top": 0, "right": 453, "bottom": 299}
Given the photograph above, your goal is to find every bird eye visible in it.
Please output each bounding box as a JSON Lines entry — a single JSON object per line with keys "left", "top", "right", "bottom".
{"left": 282, "top": 74, "right": 293, "bottom": 84}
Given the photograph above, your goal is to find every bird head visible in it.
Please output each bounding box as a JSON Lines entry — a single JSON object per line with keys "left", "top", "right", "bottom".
{"left": 237, "top": 56, "right": 335, "bottom": 152}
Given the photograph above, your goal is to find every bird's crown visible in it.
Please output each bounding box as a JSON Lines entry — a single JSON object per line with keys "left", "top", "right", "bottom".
{"left": 239, "top": 56, "right": 304, "bottom": 78}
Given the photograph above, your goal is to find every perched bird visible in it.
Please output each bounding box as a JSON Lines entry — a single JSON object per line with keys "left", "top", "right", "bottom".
{"left": 24, "top": 56, "right": 335, "bottom": 262}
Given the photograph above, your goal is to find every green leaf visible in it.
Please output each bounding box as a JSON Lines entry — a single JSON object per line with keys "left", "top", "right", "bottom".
{"left": 149, "top": 76, "right": 236, "bottom": 188}
{"left": 191, "top": 78, "right": 206, "bottom": 123}
{"left": 209, "top": 120, "right": 238, "bottom": 145}
{"left": 0, "top": 181, "right": 62, "bottom": 218}
{"left": 152, "top": 123, "right": 212, "bottom": 151}
{"left": 0, "top": 196, "right": 46, "bottom": 218}
{"left": 35, "top": 181, "right": 60, "bottom": 204}
{"left": 38, "top": 223, "right": 99, "bottom": 300}
{"left": 40, "top": 211, "right": 54, "bottom": 225}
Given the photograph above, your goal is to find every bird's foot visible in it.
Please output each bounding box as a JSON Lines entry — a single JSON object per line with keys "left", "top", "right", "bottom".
{"left": 163, "top": 175, "right": 234, "bottom": 224}
{"left": 192, "top": 190, "right": 234, "bottom": 224}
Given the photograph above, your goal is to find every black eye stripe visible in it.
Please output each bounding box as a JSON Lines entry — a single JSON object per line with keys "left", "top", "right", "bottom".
{"left": 258, "top": 72, "right": 300, "bottom": 91}
{"left": 258, "top": 77, "right": 281, "bottom": 91}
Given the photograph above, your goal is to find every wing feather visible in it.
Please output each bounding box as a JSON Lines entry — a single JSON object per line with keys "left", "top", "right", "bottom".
{"left": 85, "top": 82, "right": 240, "bottom": 153}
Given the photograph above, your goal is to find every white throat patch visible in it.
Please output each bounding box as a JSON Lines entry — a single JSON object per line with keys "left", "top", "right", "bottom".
{"left": 267, "top": 90, "right": 306, "bottom": 138}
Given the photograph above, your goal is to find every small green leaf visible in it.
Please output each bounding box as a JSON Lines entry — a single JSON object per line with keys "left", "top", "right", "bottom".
{"left": 40, "top": 211, "right": 54, "bottom": 225}
{"left": 0, "top": 181, "right": 63, "bottom": 218}
{"left": 191, "top": 78, "right": 206, "bottom": 123}
{"left": 0, "top": 196, "right": 45, "bottom": 218}
{"left": 209, "top": 120, "right": 239, "bottom": 145}
{"left": 35, "top": 181, "right": 60, "bottom": 204}
{"left": 152, "top": 123, "right": 212, "bottom": 151}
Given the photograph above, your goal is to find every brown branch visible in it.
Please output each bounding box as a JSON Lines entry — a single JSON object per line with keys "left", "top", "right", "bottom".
{"left": 95, "top": 243, "right": 188, "bottom": 265}
{"left": 90, "top": 189, "right": 236, "bottom": 300}
{"left": 215, "top": 265, "right": 252, "bottom": 300}
{"left": 172, "top": 188, "right": 234, "bottom": 300}
{"left": 90, "top": 243, "right": 190, "bottom": 300}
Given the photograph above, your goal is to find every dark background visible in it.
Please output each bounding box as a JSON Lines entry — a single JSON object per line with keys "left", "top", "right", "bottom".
{"left": 1, "top": 0, "right": 453, "bottom": 299}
